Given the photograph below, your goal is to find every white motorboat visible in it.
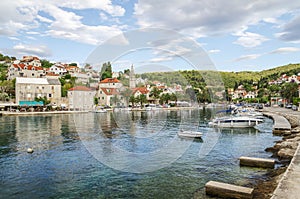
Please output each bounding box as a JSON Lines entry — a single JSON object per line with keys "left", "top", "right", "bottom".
{"left": 178, "top": 130, "right": 203, "bottom": 138}
{"left": 93, "top": 108, "right": 107, "bottom": 113}
{"left": 209, "top": 116, "right": 263, "bottom": 128}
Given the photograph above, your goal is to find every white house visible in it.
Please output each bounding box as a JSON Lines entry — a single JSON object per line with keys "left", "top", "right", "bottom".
{"left": 244, "top": 91, "right": 257, "bottom": 99}
{"left": 98, "top": 78, "right": 123, "bottom": 89}
{"left": 68, "top": 86, "right": 96, "bottom": 111}
{"left": 49, "top": 63, "right": 67, "bottom": 75}
{"left": 21, "top": 56, "right": 42, "bottom": 67}
{"left": 97, "top": 78, "right": 125, "bottom": 106}
{"left": 7, "top": 64, "right": 45, "bottom": 80}
{"left": 73, "top": 72, "right": 90, "bottom": 84}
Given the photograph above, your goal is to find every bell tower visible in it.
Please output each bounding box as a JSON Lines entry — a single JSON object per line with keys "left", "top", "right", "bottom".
{"left": 129, "top": 65, "right": 136, "bottom": 89}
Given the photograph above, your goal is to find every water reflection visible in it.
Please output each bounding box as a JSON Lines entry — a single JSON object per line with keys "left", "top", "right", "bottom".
{"left": 0, "top": 109, "right": 279, "bottom": 199}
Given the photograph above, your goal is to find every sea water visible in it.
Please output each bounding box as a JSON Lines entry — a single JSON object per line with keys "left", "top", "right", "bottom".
{"left": 0, "top": 109, "right": 278, "bottom": 198}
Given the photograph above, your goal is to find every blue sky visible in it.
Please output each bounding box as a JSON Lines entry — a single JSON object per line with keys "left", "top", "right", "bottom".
{"left": 1, "top": 0, "right": 300, "bottom": 72}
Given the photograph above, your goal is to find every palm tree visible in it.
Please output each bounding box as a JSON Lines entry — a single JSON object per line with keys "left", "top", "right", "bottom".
{"left": 137, "top": 94, "right": 147, "bottom": 108}
{"left": 120, "top": 87, "right": 133, "bottom": 107}
{"left": 170, "top": 93, "right": 177, "bottom": 106}
{"left": 129, "top": 95, "right": 136, "bottom": 107}
{"left": 149, "top": 87, "right": 161, "bottom": 104}
{"left": 159, "top": 93, "right": 170, "bottom": 105}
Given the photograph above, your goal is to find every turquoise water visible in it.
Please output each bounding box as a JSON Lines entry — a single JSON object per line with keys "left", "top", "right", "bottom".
{"left": 0, "top": 109, "right": 278, "bottom": 198}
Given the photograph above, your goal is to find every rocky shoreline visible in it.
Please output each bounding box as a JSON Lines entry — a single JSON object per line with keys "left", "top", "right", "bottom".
{"left": 252, "top": 111, "right": 300, "bottom": 199}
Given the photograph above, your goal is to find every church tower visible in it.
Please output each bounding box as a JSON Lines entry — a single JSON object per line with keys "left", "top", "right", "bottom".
{"left": 129, "top": 64, "right": 136, "bottom": 89}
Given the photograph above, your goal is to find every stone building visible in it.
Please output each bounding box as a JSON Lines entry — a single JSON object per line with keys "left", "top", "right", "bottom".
{"left": 15, "top": 77, "right": 61, "bottom": 105}
{"left": 68, "top": 86, "right": 96, "bottom": 111}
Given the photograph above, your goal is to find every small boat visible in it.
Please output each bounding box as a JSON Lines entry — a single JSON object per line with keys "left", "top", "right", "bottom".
{"left": 178, "top": 130, "right": 203, "bottom": 138}
{"left": 93, "top": 108, "right": 107, "bottom": 113}
{"left": 209, "top": 116, "right": 263, "bottom": 128}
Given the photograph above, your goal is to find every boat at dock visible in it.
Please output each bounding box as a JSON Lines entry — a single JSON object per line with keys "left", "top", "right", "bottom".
{"left": 178, "top": 130, "right": 203, "bottom": 138}
{"left": 209, "top": 116, "right": 263, "bottom": 128}
{"left": 92, "top": 107, "right": 107, "bottom": 113}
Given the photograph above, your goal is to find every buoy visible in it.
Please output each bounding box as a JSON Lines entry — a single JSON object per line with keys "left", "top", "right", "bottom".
{"left": 27, "top": 148, "right": 34, "bottom": 153}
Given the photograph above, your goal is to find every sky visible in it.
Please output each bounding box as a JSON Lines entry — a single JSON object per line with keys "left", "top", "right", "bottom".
{"left": 1, "top": 0, "right": 300, "bottom": 72}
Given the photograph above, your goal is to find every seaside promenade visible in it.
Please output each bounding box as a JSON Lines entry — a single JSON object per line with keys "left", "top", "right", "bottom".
{"left": 263, "top": 107, "right": 300, "bottom": 199}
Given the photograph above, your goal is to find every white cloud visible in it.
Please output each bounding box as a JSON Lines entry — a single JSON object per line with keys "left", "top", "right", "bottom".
{"left": 233, "top": 31, "right": 269, "bottom": 48}
{"left": 37, "top": 15, "right": 53, "bottom": 23}
{"left": 270, "top": 47, "right": 300, "bottom": 54}
{"left": 12, "top": 44, "right": 52, "bottom": 57}
{"left": 0, "top": 0, "right": 125, "bottom": 45}
{"left": 134, "top": 0, "right": 300, "bottom": 38}
{"left": 50, "top": 0, "right": 125, "bottom": 16}
{"left": 234, "top": 54, "right": 261, "bottom": 62}
{"left": 26, "top": 32, "right": 40, "bottom": 35}
{"left": 208, "top": 49, "right": 220, "bottom": 54}
{"left": 0, "top": 0, "right": 39, "bottom": 36}
{"left": 278, "top": 14, "right": 300, "bottom": 42}
{"left": 8, "top": 37, "right": 19, "bottom": 41}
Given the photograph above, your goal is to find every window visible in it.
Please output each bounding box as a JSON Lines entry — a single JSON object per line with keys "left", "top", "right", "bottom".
{"left": 32, "top": 73, "right": 34, "bottom": 76}
{"left": 49, "top": 94, "right": 52, "bottom": 98}
{"left": 100, "top": 91, "right": 102, "bottom": 94}
{"left": 102, "top": 97, "right": 104, "bottom": 100}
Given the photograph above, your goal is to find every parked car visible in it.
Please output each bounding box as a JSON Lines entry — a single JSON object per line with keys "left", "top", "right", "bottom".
{"left": 285, "top": 104, "right": 292, "bottom": 109}
{"left": 256, "top": 104, "right": 263, "bottom": 109}
{"left": 292, "top": 105, "right": 298, "bottom": 111}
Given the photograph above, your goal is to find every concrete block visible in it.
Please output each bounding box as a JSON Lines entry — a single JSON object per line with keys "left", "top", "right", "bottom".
{"left": 205, "top": 181, "right": 254, "bottom": 199}
{"left": 240, "top": 156, "right": 275, "bottom": 168}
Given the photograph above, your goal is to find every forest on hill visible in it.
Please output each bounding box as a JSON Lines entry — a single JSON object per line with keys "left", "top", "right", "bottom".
{"left": 140, "top": 63, "right": 300, "bottom": 90}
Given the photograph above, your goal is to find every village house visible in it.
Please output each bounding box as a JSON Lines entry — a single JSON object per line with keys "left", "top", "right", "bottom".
{"left": 7, "top": 63, "right": 45, "bottom": 80}
{"left": 133, "top": 87, "right": 150, "bottom": 99}
{"left": 68, "top": 86, "right": 96, "bottom": 111}
{"left": 20, "top": 56, "right": 42, "bottom": 67}
{"left": 232, "top": 85, "right": 247, "bottom": 100}
{"left": 15, "top": 77, "right": 61, "bottom": 105}
{"left": 97, "top": 78, "right": 124, "bottom": 107}
{"left": 65, "top": 65, "right": 80, "bottom": 74}
{"left": 73, "top": 72, "right": 90, "bottom": 84}
{"left": 244, "top": 91, "right": 257, "bottom": 99}
{"left": 48, "top": 63, "right": 68, "bottom": 76}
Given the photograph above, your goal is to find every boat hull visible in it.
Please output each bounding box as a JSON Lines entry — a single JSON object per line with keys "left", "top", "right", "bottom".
{"left": 178, "top": 131, "right": 203, "bottom": 138}
{"left": 209, "top": 117, "right": 263, "bottom": 128}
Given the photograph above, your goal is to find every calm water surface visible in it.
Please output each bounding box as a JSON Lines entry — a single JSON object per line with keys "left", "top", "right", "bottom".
{"left": 0, "top": 109, "right": 279, "bottom": 198}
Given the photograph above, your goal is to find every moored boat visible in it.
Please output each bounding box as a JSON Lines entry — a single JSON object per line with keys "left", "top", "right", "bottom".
{"left": 178, "top": 130, "right": 203, "bottom": 138}
{"left": 209, "top": 116, "right": 263, "bottom": 128}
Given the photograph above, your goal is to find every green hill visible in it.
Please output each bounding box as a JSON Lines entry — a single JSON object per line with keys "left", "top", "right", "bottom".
{"left": 140, "top": 63, "right": 300, "bottom": 90}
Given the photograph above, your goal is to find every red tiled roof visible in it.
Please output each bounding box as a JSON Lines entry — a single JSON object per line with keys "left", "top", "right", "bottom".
{"left": 100, "top": 78, "right": 120, "bottom": 83}
{"left": 133, "top": 87, "right": 149, "bottom": 94}
{"left": 46, "top": 72, "right": 59, "bottom": 76}
{"left": 69, "top": 86, "right": 92, "bottom": 91}
{"left": 13, "top": 64, "right": 43, "bottom": 70}
{"left": 65, "top": 66, "right": 78, "bottom": 70}
{"left": 100, "top": 88, "right": 119, "bottom": 95}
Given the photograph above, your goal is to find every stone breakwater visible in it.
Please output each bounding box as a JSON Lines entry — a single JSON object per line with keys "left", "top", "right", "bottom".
{"left": 265, "top": 111, "right": 300, "bottom": 161}
{"left": 253, "top": 108, "right": 300, "bottom": 199}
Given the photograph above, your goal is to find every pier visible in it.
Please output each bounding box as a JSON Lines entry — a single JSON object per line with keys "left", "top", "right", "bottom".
{"left": 262, "top": 112, "right": 291, "bottom": 134}
{"left": 271, "top": 143, "right": 300, "bottom": 198}
{"left": 263, "top": 107, "right": 300, "bottom": 198}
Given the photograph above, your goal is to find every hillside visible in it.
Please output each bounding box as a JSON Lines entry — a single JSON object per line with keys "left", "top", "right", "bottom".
{"left": 141, "top": 63, "right": 300, "bottom": 89}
